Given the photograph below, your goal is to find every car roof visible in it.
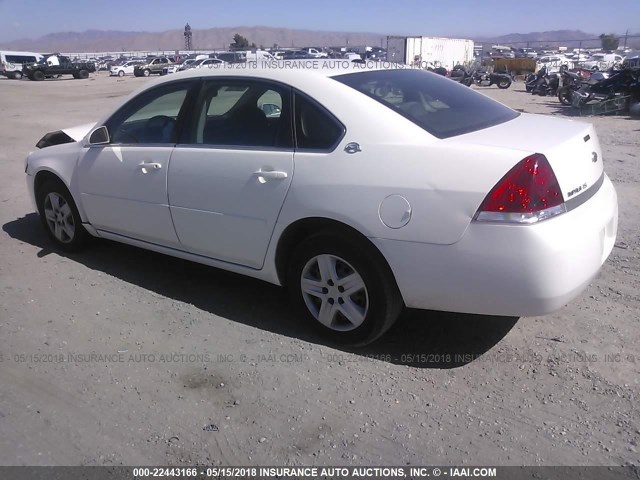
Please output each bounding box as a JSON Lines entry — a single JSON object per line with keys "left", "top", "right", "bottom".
{"left": 144, "top": 61, "right": 387, "bottom": 85}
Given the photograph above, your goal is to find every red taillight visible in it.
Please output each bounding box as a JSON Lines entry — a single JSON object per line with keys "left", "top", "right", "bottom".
{"left": 476, "top": 154, "right": 566, "bottom": 224}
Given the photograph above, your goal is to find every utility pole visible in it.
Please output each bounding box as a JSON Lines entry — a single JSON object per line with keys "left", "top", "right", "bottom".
{"left": 623, "top": 29, "right": 629, "bottom": 49}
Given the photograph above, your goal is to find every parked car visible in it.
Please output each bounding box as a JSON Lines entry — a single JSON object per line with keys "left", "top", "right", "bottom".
{"left": 0, "top": 50, "right": 43, "bottom": 79}
{"left": 344, "top": 52, "right": 363, "bottom": 62}
{"left": 245, "top": 50, "right": 276, "bottom": 62}
{"left": 536, "top": 55, "right": 574, "bottom": 73}
{"left": 211, "top": 52, "right": 246, "bottom": 64}
{"left": 176, "top": 58, "right": 199, "bottom": 71}
{"left": 133, "top": 57, "right": 174, "bottom": 77}
{"left": 194, "top": 58, "right": 225, "bottom": 69}
{"left": 582, "top": 53, "right": 624, "bottom": 71}
{"left": 96, "top": 56, "right": 115, "bottom": 71}
{"left": 622, "top": 51, "right": 640, "bottom": 69}
{"left": 25, "top": 66, "right": 618, "bottom": 345}
{"left": 303, "top": 47, "right": 328, "bottom": 58}
{"left": 110, "top": 60, "right": 142, "bottom": 77}
{"left": 282, "top": 50, "right": 315, "bottom": 60}
{"left": 568, "top": 53, "right": 591, "bottom": 63}
{"left": 365, "top": 47, "right": 386, "bottom": 60}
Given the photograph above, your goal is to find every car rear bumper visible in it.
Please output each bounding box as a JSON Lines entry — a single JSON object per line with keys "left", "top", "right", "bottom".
{"left": 371, "top": 174, "right": 618, "bottom": 316}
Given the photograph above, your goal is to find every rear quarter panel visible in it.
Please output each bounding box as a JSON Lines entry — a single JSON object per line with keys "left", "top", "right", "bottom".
{"left": 276, "top": 76, "right": 525, "bottom": 245}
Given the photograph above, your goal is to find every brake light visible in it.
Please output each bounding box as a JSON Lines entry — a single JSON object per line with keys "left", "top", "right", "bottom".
{"left": 475, "top": 153, "right": 566, "bottom": 224}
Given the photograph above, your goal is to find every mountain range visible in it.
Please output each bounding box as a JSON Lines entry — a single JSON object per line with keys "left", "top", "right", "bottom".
{"left": 1, "top": 27, "right": 638, "bottom": 53}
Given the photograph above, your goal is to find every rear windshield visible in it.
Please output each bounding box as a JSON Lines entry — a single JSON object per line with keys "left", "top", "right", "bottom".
{"left": 333, "top": 69, "right": 519, "bottom": 139}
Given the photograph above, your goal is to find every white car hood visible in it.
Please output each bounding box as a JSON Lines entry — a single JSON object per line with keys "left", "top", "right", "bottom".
{"left": 62, "top": 122, "right": 97, "bottom": 142}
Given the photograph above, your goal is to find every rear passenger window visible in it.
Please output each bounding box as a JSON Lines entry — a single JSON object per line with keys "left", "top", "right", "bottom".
{"left": 191, "top": 80, "right": 292, "bottom": 149}
{"left": 294, "top": 94, "right": 344, "bottom": 151}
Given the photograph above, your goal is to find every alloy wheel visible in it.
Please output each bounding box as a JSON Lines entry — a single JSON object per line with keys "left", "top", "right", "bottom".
{"left": 43, "top": 192, "right": 75, "bottom": 243}
{"left": 300, "top": 254, "right": 369, "bottom": 331}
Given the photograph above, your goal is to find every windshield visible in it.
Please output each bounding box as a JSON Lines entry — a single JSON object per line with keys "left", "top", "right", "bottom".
{"left": 333, "top": 69, "right": 519, "bottom": 139}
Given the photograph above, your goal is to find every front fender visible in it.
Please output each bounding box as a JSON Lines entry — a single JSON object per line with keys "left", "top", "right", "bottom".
{"left": 26, "top": 142, "right": 88, "bottom": 221}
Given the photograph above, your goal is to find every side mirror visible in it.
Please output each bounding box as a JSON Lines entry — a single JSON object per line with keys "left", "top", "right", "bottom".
{"left": 88, "top": 126, "right": 110, "bottom": 145}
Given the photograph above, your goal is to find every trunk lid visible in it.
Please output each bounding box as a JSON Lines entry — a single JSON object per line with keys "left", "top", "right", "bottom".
{"left": 454, "top": 113, "right": 603, "bottom": 204}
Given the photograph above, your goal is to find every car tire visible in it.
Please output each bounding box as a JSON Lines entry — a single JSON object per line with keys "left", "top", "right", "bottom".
{"left": 118, "top": 70, "right": 125, "bottom": 77}
{"left": 12, "top": 71, "right": 23, "bottom": 80}
{"left": 37, "top": 179, "right": 89, "bottom": 252}
{"left": 32, "top": 70, "right": 45, "bottom": 81}
{"left": 143, "top": 69, "right": 151, "bottom": 77}
{"left": 77, "top": 69, "right": 89, "bottom": 79}
{"left": 287, "top": 233, "right": 403, "bottom": 346}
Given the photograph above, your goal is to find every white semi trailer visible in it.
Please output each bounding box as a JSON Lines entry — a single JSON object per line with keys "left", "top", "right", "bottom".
{"left": 386, "top": 36, "right": 475, "bottom": 70}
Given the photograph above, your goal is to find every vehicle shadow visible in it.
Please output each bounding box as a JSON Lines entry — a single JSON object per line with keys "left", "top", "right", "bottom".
{"left": 3, "top": 214, "right": 518, "bottom": 369}
{"left": 540, "top": 103, "right": 583, "bottom": 117}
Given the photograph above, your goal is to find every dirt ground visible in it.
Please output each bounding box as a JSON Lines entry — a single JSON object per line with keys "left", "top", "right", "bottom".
{"left": 0, "top": 72, "right": 638, "bottom": 467}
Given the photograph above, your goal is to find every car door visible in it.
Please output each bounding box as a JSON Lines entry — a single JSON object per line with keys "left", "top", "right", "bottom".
{"left": 76, "top": 79, "right": 197, "bottom": 246}
{"left": 168, "top": 79, "right": 294, "bottom": 269}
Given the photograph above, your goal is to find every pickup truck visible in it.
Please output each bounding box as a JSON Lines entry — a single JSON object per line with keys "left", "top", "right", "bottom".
{"left": 23, "top": 54, "right": 96, "bottom": 81}
{"left": 133, "top": 57, "right": 174, "bottom": 77}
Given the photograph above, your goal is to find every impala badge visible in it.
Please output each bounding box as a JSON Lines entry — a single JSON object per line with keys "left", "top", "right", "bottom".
{"left": 567, "top": 183, "right": 588, "bottom": 198}
{"left": 592, "top": 152, "right": 598, "bottom": 163}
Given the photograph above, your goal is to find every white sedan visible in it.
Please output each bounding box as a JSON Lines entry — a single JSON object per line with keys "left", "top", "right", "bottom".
{"left": 109, "top": 61, "right": 141, "bottom": 77}
{"left": 582, "top": 54, "right": 624, "bottom": 71}
{"left": 24, "top": 66, "right": 618, "bottom": 345}
{"left": 193, "top": 58, "right": 226, "bottom": 69}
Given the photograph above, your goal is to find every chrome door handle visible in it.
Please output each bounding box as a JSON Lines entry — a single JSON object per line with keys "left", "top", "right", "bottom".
{"left": 139, "top": 162, "right": 162, "bottom": 173}
{"left": 253, "top": 170, "right": 288, "bottom": 180}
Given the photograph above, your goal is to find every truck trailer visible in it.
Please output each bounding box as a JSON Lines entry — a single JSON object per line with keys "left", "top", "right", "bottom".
{"left": 386, "top": 36, "right": 475, "bottom": 70}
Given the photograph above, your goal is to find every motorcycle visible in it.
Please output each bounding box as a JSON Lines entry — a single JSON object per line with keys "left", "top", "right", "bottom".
{"left": 449, "top": 65, "right": 473, "bottom": 86}
{"left": 556, "top": 69, "right": 601, "bottom": 105}
{"left": 524, "top": 69, "right": 541, "bottom": 92}
{"left": 571, "top": 68, "right": 640, "bottom": 106}
{"left": 525, "top": 67, "right": 560, "bottom": 96}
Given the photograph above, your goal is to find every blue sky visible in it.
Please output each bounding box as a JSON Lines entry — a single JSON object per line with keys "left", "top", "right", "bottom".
{"left": 0, "top": 0, "right": 637, "bottom": 42}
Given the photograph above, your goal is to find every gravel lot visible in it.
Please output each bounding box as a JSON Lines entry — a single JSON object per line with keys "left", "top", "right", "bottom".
{"left": 0, "top": 72, "right": 638, "bottom": 467}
